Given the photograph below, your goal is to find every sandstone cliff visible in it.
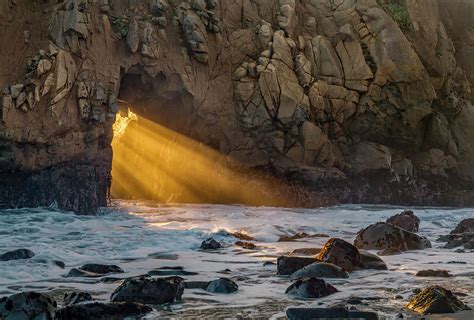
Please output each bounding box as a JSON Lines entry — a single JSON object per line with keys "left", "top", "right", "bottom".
{"left": 1, "top": 0, "right": 473, "bottom": 214}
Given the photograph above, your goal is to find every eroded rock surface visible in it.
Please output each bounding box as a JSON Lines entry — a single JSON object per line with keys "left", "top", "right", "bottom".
{"left": 317, "top": 238, "right": 360, "bottom": 272}
{"left": 1, "top": 1, "right": 474, "bottom": 213}
{"left": 406, "top": 285, "right": 471, "bottom": 314}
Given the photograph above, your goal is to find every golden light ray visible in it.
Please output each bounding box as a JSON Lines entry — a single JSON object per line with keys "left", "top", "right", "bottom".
{"left": 111, "top": 105, "right": 292, "bottom": 207}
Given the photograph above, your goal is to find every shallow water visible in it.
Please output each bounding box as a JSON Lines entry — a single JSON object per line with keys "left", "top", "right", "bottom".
{"left": 0, "top": 202, "right": 473, "bottom": 319}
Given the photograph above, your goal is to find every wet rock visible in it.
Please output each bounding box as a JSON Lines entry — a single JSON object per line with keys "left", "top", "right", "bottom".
{"left": 451, "top": 218, "right": 474, "bottom": 234}
{"left": 406, "top": 285, "right": 470, "bottom": 314}
{"left": 263, "top": 261, "right": 276, "bottom": 266}
{"left": 358, "top": 250, "right": 388, "bottom": 270}
{"left": 147, "top": 252, "right": 179, "bottom": 260}
{"left": 232, "top": 232, "right": 254, "bottom": 240}
{"left": 79, "top": 264, "right": 124, "bottom": 275}
{"left": 354, "top": 222, "right": 431, "bottom": 253}
{"left": 235, "top": 241, "right": 257, "bottom": 249}
{"left": 0, "top": 292, "right": 57, "bottom": 320}
{"left": 206, "top": 278, "right": 238, "bottom": 293}
{"left": 415, "top": 270, "right": 453, "bottom": 277}
{"left": 184, "top": 281, "right": 209, "bottom": 289}
{"left": 200, "top": 238, "right": 221, "bottom": 250}
{"left": 286, "top": 278, "right": 338, "bottom": 299}
{"left": 290, "top": 248, "right": 321, "bottom": 256}
{"left": 445, "top": 233, "right": 474, "bottom": 249}
{"left": 54, "top": 260, "right": 65, "bottom": 268}
{"left": 277, "top": 256, "right": 317, "bottom": 276}
{"left": 0, "top": 248, "right": 35, "bottom": 261}
{"left": 317, "top": 238, "right": 360, "bottom": 272}
{"left": 63, "top": 291, "right": 93, "bottom": 306}
{"left": 147, "top": 266, "right": 198, "bottom": 276}
{"left": 286, "top": 307, "right": 378, "bottom": 319}
{"left": 291, "top": 262, "right": 349, "bottom": 279}
{"left": 66, "top": 268, "right": 103, "bottom": 278}
{"left": 278, "top": 232, "right": 329, "bottom": 242}
{"left": 55, "top": 302, "right": 152, "bottom": 320}
{"left": 111, "top": 276, "right": 184, "bottom": 304}
{"left": 386, "top": 210, "right": 420, "bottom": 232}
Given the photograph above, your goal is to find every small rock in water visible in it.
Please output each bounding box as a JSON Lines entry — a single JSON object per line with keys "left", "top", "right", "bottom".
{"left": 55, "top": 302, "right": 152, "bottom": 320}
{"left": 286, "top": 307, "right": 378, "bottom": 320}
{"left": 290, "top": 248, "right": 321, "bottom": 256}
{"left": 200, "top": 238, "right": 221, "bottom": 250}
{"left": 0, "top": 248, "right": 35, "bottom": 261}
{"left": 111, "top": 276, "right": 184, "bottom": 304}
{"left": 358, "top": 250, "right": 388, "bottom": 270}
{"left": 206, "top": 278, "right": 238, "bottom": 293}
{"left": 450, "top": 218, "right": 474, "bottom": 234}
{"left": 415, "top": 269, "right": 453, "bottom": 278}
{"left": 290, "top": 262, "right": 349, "bottom": 279}
{"left": 277, "top": 256, "right": 316, "bottom": 276}
{"left": 317, "top": 238, "right": 360, "bottom": 272}
{"left": 147, "top": 266, "right": 198, "bottom": 276}
{"left": 147, "top": 252, "right": 179, "bottom": 260}
{"left": 79, "top": 264, "right": 124, "bottom": 275}
{"left": 184, "top": 281, "right": 209, "bottom": 289}
{"left": 54, "top": 260, "right": 66, "bottom": 268}
{"left": 235, "top": 241, "right": 257, "bottom": 249}
{"left": 386, "top": 210, "right": 420, "bottom": 232}
{"left": 232, "top": 232, "right": 254, "bottom": 240}
{"left": 278, "top": 232, "right": 329, "bottom": 242}
{"left": 63, "top": 291, "right": 93, "bottom": 306}
{"left": 66, "top": 268, "right": 103, "bottom": 278}
{"left": 406, "top": 285, "right": 471, "bottom": 314}
{"left": 286, "top": 278, "right": 338, "bottom": 299}
{"left": 0, "top": 292, "right": 57, "bottom": 320}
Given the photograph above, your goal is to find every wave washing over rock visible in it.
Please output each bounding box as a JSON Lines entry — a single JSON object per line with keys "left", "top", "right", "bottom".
{"left": 1, "top": 0, "right": 474, "bottom": 213}
{"left": 0, "top": 203, "right": 473, "bottom": 318}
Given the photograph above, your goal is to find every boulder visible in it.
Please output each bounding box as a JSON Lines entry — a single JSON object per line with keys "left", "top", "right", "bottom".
{"left": 286, "top": 307, "right": 378, "bottom": 320}
{"left": 111, "top": 276, "right": 184, "bottom": 304}
{"left": 445, "top": 233, "right": 474, "bottom": 249}
{"left": 317, "top": 238, "right": 360, "bottom": 272}
{"left": 200, "top": 238, "right": 221, "bottom": 250}
{"left": 451, "top": 218, "right": 474, "bottom": 234}
{"left": 205, "top": 278, "right": 238, "bottom": 293}
{"left": 290, "top": 262, "right": 349, "bottom": 279}
{"left": 358, "top": 250, "right": 388, "bottom": 270}
{"left": 63, "top": 291, "right": 93, "bottom": 306}
{"left": 406, "top": 286, "right": 470, "bottom": 314}
{"left": 55, "top": 302, "right": 152, "bottom": 320}
{"left": 277, "top": 256, "right": 317, "bottom": 276}
{"left": 415, "top": 270, "right": 452, "bottom": 278}
{"left": 386, "top": 210, "right": 420, "bottom": 232}
{"left": 0, "top": 292, "right": 57, "bottom": 320}
{"left": 0, "top": 249, "right": 35, "bottom": 261}
{"left": 79, "top": 264, "right": 124, "bottom": 275}
{"left": 354, "top": 222, "right": 432, "bottom": 252}
{"left": 286, "top": 278, "right": 338, "bottom": 299}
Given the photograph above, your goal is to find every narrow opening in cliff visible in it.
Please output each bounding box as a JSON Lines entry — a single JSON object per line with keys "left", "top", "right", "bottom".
{"left": 110, "top": 70, "right": 291, "bottom": 206}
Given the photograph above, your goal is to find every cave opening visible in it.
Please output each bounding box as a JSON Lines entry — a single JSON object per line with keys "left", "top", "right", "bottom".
{"left": 111, "top": 69, "right": 290, "bottom": 206}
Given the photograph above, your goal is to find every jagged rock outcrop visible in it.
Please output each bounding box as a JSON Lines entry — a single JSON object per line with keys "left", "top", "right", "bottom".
{"left": 1, "top": 0, "right": 474, "bottom": 213}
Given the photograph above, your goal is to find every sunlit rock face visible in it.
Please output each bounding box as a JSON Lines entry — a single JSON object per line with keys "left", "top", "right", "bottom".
{"left": 1, "top": 0, "right": 474, "bottom": 213}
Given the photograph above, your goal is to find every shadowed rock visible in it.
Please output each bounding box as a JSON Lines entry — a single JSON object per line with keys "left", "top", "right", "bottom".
{"left": 66, "top": 268, "right": 103, "bottom": 278}
{"left": 290, "top": 248, "right": 321, "bottom": 256}
{"left": 63, "top": 291, "right": 93, "bottom": 306}
{"left": 386, "top": 210, "right": 420, "bottom": 232}
{"left": 200, "top": 238, "right": 221, "bottom": 250}
{"left": 79, "top": 264, "right": 124, "bottom": 275}
{"left": 278, "top": 232, "right": 329, "bottom": 242}
{"left": 451, "top": 219, "right": 474, "bottom": 234}
{"left": 286, "top": 307, "right": 378, "bottom": 319}
{"left": 354, "top": 222, "right": 431, "bottom": 253}
{"left": 358, "top": 250, "right": 388, "bottom": 270}
{"left": 286, "top": 278, "right": 338, "bottom": 299}
{"left": 415, "top": 270, "right": 453, "bottom": 278}
{"left": 0, "top": 292, "right": 56, "bottom": 320}
{"left": 0, "top": 249, "right": 35, "bottom": 261}
{"left": 291, "top": 262, "right": 349, "bottom": 279}
{"left": 111, "top": 276, "right": 184, "bottom": 304}
{"left": 317, "top": 238, "right": 360, "bottom": 272}
{"left": 235, "top": 241, "right": 257, "bottom": 249}
{"left": 55, "top": 302, "right": 152, "bottom": 320}
{"left": 406, "top": 285, "right": 470, "bottom": 314}
{"left": 206, "top": 278, "right": 238, "bottom": 293}
{"left": 277, "top": 256, "right": 317, "bottom": 275}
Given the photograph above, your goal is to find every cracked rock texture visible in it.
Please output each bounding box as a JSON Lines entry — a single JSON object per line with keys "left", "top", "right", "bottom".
{"left": 1, "top": 0, "right": 474, "bottom": 214}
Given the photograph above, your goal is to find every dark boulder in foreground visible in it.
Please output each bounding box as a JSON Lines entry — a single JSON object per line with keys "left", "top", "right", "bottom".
{"left": 291, "top": 262, "right": 349, "bottom": 279}
{"left": 386, "top": 210, "right": 420, "bottom": 232}
{"left": 415, "top": 270, "right": 452, "bottom": 278}
{"left": 354, "top": 222, "right": 431, "bottom": 253}
{"left": 317, "top": 238, "right": 360, "bottom": 272}
{"left": 286, "top": 278, "right": 337, "bottom": 299}
{"left": 111, "top": 276, "right": 184, "bottom": 304}
{"left": 0, "top": 249, "right": 35, "bottom": 261}
{"left": 200, "top": 238, "right": 221, "bottom": 250}
{"left": 406, "top": 285, "right": 471, "bottom": 314}
{"left": 358, "top": 250, "right": 388, "bottom": 270}
{"left": 55, "top": 302, "right": 152, "bottom": 320}
{"left": 206, "top": 278, "right": 238, "bottom": 293}
{"left": 63, "top": 291, "right": 93, "bottom": 306}
{"left": 286, "top": 307, "right": 378, "bottom": 319}
{"left": 0, "top": 292, "right": 56, "bottom": 320}
{"left": 79, "top": 264, "right": 124, "bottom": 275}
{"left": 277, "top": 256, "right": 316, "bottom": 276}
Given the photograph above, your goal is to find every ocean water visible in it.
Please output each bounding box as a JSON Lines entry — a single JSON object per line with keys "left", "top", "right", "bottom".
{"left": 0, "top": 201, "right": 473, "bottom": 319}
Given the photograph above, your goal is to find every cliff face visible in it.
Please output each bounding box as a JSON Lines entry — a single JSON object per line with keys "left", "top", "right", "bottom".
{"left": 1, "top": 0, "right": 473, "bottom": 214}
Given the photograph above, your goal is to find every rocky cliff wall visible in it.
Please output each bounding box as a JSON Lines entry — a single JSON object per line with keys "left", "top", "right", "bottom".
{"left": 1, "top": 0, "right": 473, "bottom": 214}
